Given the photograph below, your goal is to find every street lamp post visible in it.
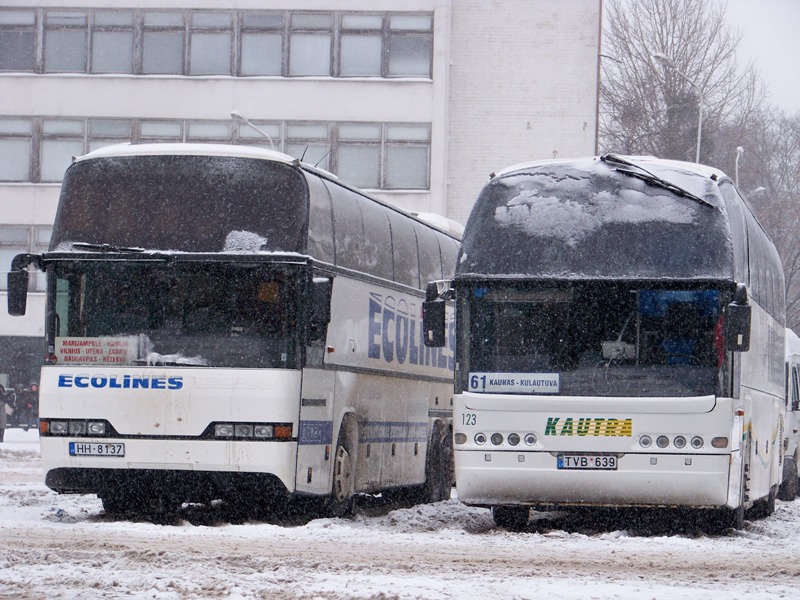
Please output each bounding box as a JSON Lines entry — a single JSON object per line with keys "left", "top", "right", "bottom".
{"left": 230, "top": 110, "right": 275, "bottom": 151}
{"left": 653, "top": 53, "right": 703, "bottom": 164}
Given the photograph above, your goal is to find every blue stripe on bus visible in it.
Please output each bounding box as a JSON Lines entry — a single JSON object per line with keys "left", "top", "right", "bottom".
{"left": 299, "top": 420, "right": 430, "bottom": 445}
{"left": 359, "top": 421, "right": 429, "bottom": 444}
{"left": 298, "top": 421, "right": 334, "bottom": 445}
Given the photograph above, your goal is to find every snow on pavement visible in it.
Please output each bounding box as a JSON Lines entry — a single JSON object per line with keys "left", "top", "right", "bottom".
{"left": 2, "top": 428, "right": 799, "bottom": 599}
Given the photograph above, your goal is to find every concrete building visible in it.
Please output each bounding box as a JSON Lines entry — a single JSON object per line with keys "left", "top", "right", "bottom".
{"left": 0, "top": 0, "right": 602, "bottom": 387}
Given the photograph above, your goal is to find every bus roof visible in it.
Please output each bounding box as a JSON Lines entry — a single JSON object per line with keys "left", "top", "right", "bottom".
{"left": 76, "top": 142, "right": 295, "bottom": 164}
{"left": 458, "top": 155, "right": 736, "bottom": 282}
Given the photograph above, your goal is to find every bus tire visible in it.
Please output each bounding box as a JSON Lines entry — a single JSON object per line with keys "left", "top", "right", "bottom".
{"left": 422, "top": 427, "right": 449, "bottom": 503}
{"left": 492, "top": 505, "right": 529, "bottom": 531}
{"left": 329, "top": 436, "right": 355, "bottom": 518}
{"left": 777, "top": 456, "right": 799, "bottom": 501}
{"left": 100, "top": 494, "right": 129, "bottom": 515}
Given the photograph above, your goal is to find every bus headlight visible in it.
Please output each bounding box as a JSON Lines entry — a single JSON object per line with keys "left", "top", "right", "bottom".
{"left": 691, "top": 436, "right": 704, "bottom": 449}
{"left": 215, "top": 423, "right": 235, "bottom": 437}
{"left": 639, "top": 435, "right": 652, "bottom": 448}
{"left": 524, "top": 433, "right": 537, "bottom": 446}
{"left": 87, "top": 421, "right": 106, "bottom": 436}
{"left": 254, "top": 425, "right": 274, "bottom": 438}
{"left": 50, "top": 421, "right": 69, "bottom": 435}
{"left": 475, "top": 433, "right": 487, "bottom": 445}
{"left": 454, "top": 433, "right": 467, "bottom": 445}
{"left": 656, "top": 435, "right": 670, "bottom": 448}
{"left": 234, "top": 424, "right": 254, "bottom": 438}
{"left": 507, "top": 433, "right": 520, "bottom": 446}
{"left": 673, "top": 435, "right": 687, "bottom": 449}
{"left": 490, "top": 433, "right": 504, "bottom": 446}
{"left": 69, "top": 421, "right": 86, "bottom": 435}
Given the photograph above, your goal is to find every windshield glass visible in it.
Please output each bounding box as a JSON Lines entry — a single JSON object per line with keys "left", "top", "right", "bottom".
{"left": 50, "top": 260, "right": 301, "bottom": 369}
{"left": 459, "top": 160, "right": 732, "bottom": 280}
{"left": 51, "top": 155, "right": 308, "bottom": 253}
{"left": 458, "top": 282, "right": 727, "bottom": 397}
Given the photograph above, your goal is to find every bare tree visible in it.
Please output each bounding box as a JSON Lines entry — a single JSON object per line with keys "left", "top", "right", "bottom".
{"left": 728, "top": 111, "right": 800, "bottom": 329}
{"left": 600, "top": 0, "right": 765, "bottom": 162}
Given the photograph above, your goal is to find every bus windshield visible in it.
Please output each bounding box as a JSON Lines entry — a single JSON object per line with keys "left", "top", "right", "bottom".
{"left": 51, "top": 260, "right": 301, "bottom": 369}
{"left": 459, "top": 282, "right": 726, "bottom": 397}
{"left": 51, "top": 155, "right": 308, "bottom": 253}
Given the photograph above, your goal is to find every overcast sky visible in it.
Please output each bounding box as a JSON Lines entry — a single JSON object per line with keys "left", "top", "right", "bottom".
{"left": 723, "top": 0, "right": 800, "bottom": 114}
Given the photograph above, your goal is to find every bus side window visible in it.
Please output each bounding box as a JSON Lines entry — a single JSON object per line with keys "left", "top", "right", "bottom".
{"left": 387, "top": 209, "right": 420, "bottom": 288}
{"left": 793, "top": 366, "right": 800, "bottom": 412}
{"left": 358, "top": 197, "right": 394, "bottom": 281}
{"left": 305, "top": 175, "right": 334, "bottom": 264}
{"left": 415, "top": 222, "right": 443, "bottom": 285}
{"left": 326, "top": 181, "right": 365, "bottom": 272}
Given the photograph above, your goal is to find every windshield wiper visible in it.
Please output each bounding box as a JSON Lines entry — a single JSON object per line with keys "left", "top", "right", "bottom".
{"left": 71, "top": 242, "right": 145, "bottom": 253}
{"left": 600, "top": 154, "right": 713, "bottom": 208}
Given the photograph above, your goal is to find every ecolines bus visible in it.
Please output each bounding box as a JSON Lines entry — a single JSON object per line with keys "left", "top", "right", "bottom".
{"left": 7, "top": 143, "right": 459, "bottom": 517}
{"left": 424, "top": 154, "right": 785, "bottom": 530}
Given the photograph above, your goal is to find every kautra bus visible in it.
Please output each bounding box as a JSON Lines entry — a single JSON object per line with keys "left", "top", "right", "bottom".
{"left": 423, "top": 154, "right": 786, "bottom": 530}
{"left": 7, "top": 143, "right": 460, "bottom": 518}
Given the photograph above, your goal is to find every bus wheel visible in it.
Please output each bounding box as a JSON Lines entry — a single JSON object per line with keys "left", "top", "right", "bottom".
{"left": 329, "top": 440, "right": 355, "bottom": 517}
{"left": 420, "top": 431, "right": 445, "bottom": 502}
{"left": 100, "top": 494, "right": 130, "bottom": 515}
{"left": 778, "top": 456, "right": 799, "bottom": 501}
{"left": 492, "top": 505, "right": 529, "bottom": 531}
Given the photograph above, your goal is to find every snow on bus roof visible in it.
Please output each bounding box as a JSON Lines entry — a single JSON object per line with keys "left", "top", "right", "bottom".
{"left": 74, "top": 142, "right": 297, "bottom": 165}
{"left": 493, "top": 155, "right": 727, "bottom": 183}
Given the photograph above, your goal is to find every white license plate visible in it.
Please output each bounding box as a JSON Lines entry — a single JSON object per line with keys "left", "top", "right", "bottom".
{"left": 69, "top": 442, "right": 125, "bottom": 457}
{"left": 557, "top": 454, "right": 617, "bottom": 470}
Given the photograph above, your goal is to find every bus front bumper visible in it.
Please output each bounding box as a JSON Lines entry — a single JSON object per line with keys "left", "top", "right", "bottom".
{"left": 41, "top": 437, "right": 299, "bottom": 498}
{"left": 454, "top": 449, "right": 731, "bottom": 508}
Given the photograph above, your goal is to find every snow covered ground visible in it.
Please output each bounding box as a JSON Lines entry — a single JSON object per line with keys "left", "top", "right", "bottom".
{"left": 2, "top": 428, "right": 800, "bottom": 599}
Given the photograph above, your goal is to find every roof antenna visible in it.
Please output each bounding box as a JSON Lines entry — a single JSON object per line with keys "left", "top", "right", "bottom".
{"left": 314, "top": 150, "right": 331, "bottom": 168}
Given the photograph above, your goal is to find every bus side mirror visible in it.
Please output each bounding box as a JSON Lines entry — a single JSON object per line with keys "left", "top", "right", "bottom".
{"left": 422, "top": 280, "right": 450, "bottom": 348}
{"left": 423, "top": 299, "right": 446, "bottom": 347}
{"left": 7, "top": 270, "right": 30, "bottom": 317}
{"left": 725, "top": 284, "right": 751, "bottom": 352}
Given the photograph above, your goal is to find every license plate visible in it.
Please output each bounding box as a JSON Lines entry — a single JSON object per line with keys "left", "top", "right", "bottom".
{"left": 69, "top": 442, "right": 125, "bottom": 457}
{"left": 557, "top": 454, "right": 617, "bottom": 470}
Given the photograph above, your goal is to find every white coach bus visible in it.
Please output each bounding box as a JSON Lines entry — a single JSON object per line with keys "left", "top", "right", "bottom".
{"left": 423, "top": 154, "right": 786, "bottom": 530}
{"left": 7, "top": 143, "right": 459, "bottom": 517}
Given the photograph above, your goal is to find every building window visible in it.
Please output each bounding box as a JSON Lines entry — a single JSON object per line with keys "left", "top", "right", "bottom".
{"left": 40, "top": 120, "right": 84, "bottom": 182}
{"left": 286, "top": 122, "right": 330, "bottom": 170}
{"left": 139, "top": 120, "right": 183, "bottom": 142}
{"left": 142, "top": 12, "right": 185, "bottom": 75}
{"left": 240, "top": 12, "right": 283, "bottom": 76}
{"left": 0, "top": 8, "right": 433, "bottom": 79}
{"left": 0, "top": 9, "right": 36, "bottom": 72}
{"left": 189, "top": 12, "right": 233, "bottom": 75}
{"left": 88, "top": 119, "right": 132, "bottom": 152}
{"left": 387, "top": 14, "right": 433, "bottom": 78}
{"left": 91, "top": 11, "right": 135, "bottom": 74}
{"left": 44, "top": 10, "right": 88, "bottom": 73}
{"left": 1, "top": 117, "right": 430, "bottom": 190}
{"left": 337, "top": 123, "right": 382, "bottom": 188}
{"left": 288, "top": 13, "right": 332, "bottom": 77}
{"left": 339, "top": 14, "right": 382, "bottom": 77}
{"left": 0, "top": 118, "right": 33, "bottom": 181}
{"left": 385, "top": 124, "right": 430, "bottom": 189}
{"left": 0, "top": 226, "right": 51, "bottom": 291}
